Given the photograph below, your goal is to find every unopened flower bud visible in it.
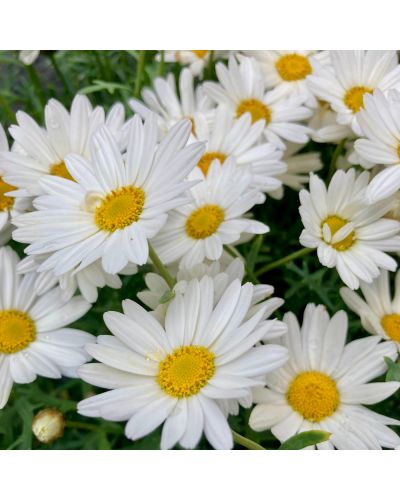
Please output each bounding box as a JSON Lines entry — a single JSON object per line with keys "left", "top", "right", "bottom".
{"left": 32, "top": 408, "right": 65, "bottom": 444}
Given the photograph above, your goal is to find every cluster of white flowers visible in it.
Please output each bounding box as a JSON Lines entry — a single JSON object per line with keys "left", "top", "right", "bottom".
{"left": 1, "top": 50, "right": 400, "bottom": 450}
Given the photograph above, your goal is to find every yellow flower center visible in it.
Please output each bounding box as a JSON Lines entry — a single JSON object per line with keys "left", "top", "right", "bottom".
{"left": 275, "top": 53, "right": 312, "bottom": 81}
{"left": 197, "top": 152, "right": 227, "bottom": 176}
{"left": 50, "top": 161, "right": 75, "bottom": 182}
{"left": 322, "top": 215, "right": 355, "bottom": 251}
{"left": 0, "top": 309, "right": 36, "bottom": 354}
{"left": 236, "top": 99, "right": 271, "bottom": 125}
{"left": 381, "top": 314, "right": 400, "bottom": 342}
{"left": 191, "top": 50, "right": 209, "bottom": 59}
{"left": 0, "top": 177, "right": 16, "bottom": 211}
{"left": 287, "top": 371, "right": 340, "bottom": 422}
{"left": 95, "top": 186, "right": 145, "bottom": 232}
{"left": 157, "top": 345, "right": 215, "bottom": 398}
{"left": 185, "top": 204, "right": 224, "bottom": 239}
{"left": 343, "top": 86, "right": 373, "bottom": 113}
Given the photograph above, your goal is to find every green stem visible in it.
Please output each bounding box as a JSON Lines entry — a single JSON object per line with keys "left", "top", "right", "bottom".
{"left": 206, "top": 50, "right": 215, "bottom": 79}
{"left": 134, "top": 50, "right": 146, "bottom": 98}
{"left": 255, "top": 247, "right": 313, "bottom": 276}
{"left": 225, "top": 245, "right": 260, "bottom": 284}
{"left": 328, "top": 139, "right": 346, "bottom": 180}
{"left": 0, "top": 93, "right": 15, "bottom": 123}
{"left": 158, "top": 50, "right": 165, "bottom": 76}
{"left": 49, "top": 53, "right": 73, "bottom": 98}
{"left": 148, "top": 242, "right": 176, "bottom": 289}
{"left": 26, "top": 65, "right": 46, "bottom": 107}
{"left": 232, "top": 430, "right": 266, "bottom": 450}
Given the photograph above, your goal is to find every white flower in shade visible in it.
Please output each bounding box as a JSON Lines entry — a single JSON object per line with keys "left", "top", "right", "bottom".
{"left": 77, "top": 276, "right": 289, "bottom": 449}
{"left": 0, "top": 246, "right": 93, "bottom": 409}
{"left": 151, "top": 158, "right": 269, "bottom": 269}
{"left": 0, "top": 124, "right": 31, "bottom": 246}
{"left": 129, "top": 69, "right": 215, "bottom": 137}
{"left": 354, "top": 90, "right": 400, "bottom": 203}
{"left": 307, "top": 50, "right": 400, "bottom": 135}
{"left": 12, "top": 117, "right": 204, "bottom": 276}
{"left": 204, "top": 56, "right": 312, "bottom": 150}
{"left": 192, "top": 105, "right": 286, "bottom": 195}
{"left": 308, "top": 100, "right": 353, "bottom": 143}
{"left": 0, "top": 95, "right": 127, "bottom": 198}
{"left": 249, "top": 304, "right": 400, "bottom": 450}
{"left": 138, "top": 258, "right": 286, "bottom": 338}
{"left": 299, "top": 168, "right": 400, "bottom": 289}
{"left": 269, "top": 143, "right": 322, "bottom": 200}
{"left": 17, "top": 254, "right": 137, "bottom": 303}
{"left": 162, "top": 51, "right": 219, "bottom": 77}
{"left": 340, "top": 270, "right": 400, "bottom": 347}
{"left": 244, "top": 50, "right": 330, "bottom": 107}
{"left": 19, "top": 50, "right": 40, "bottom": 65}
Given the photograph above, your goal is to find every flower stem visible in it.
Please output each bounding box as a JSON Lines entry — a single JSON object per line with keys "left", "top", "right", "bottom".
{"left": 232, "top": 430, "right": 266, "bottom": 450}
{"left": 49, "top": 53, "right": 73, "bottom": 98}
{"left": 134, "top": 50, "right": 146, "bottom": 98}
{"left": 255, "top": 247, "right": 313, "bottom": 277}
{"left": 158, "top": 50, "right": 165, "bottom": 76}
{"left": 206, "top": 50, "right": 215, "bottom": 79}
{"left": 148, "top": 242, "right": 176, "bottom": 289}
{"left": 224, "top": 245, "right": 260, "bottom": 284}
{"left": 26, "top": 65, "right": 46, "bottom": 107}
{"left": 328, "top": 139, "right": 346, "bottom": 180}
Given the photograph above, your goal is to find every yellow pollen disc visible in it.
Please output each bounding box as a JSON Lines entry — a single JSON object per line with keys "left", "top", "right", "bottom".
{"left": 381, "top": 314, "right": 400, "bottom": 342}
{"left": 95, "top": 186, "right": 145, "bottom": 232}
{"left": 322, "top": 215, "right": 355, "bottom": 251}
{"left": 287, "top": 371, "right": 340, "bottom": 422}
{"left": 343, "top": 86, "right": 373, "bottom": 113}
{"left": 191, "top": 50, "right": 209, "bottom": 59}
{"left": 0, "top": 309, "right": 36, "bottom": 354}
{"left": 185, "top": 204, "right": 225, "bottom": 239}
{"left": 236, "top": 99, "right": 271, "bottom": 125}
{"left": 50, "top": 161, "right": 75, "bottom": 182}
{"left": 0, "top": 177, "right": 16, "bottom": 211}
{"left": 198, "top": 152, "right": 227, "bottom": 176}
{"left": 157, "top": 345, "right": 215, "bottom": 398}
{"left": 275, "top": 53, "right": 312, "bottom": 81}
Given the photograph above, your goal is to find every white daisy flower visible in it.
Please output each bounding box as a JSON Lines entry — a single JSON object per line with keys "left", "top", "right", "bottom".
{"left": 19, "top": 50, "right": 40, "bottom": 65}
{"left": 0, "top": 95, "right": 127, "bottom": 198}
{"left": 17, "top": 254, "right": 137, "bottom": 303}
{"left": 308, "top": 100, "right": 353, "bottom": 143}
{"left": 307, "top": 50, "right": 400, "bottom": 135}
{"left": 0, "top": 124, "right": 31, "bottom": 245}
{"left": 12, "top": 116, "right": 204, "bottom": 275}
{"left": 249, "top": 304, "right": 400, "bottom": 450}
{"left": 244, "top": 50, "right": 330, "bottom": 107}
{"left": 162, "top": 51, "right": 218, "bottom": 77}
{"left": 192, "top": 105, "right": 286, "bottom": 194}
{"left": 0, "top": 246, "right": 93, "bottom": 409}
{"left": 151, "top": 158, "right": 269, "bottom": 269}
{"left": 340, "top": 270, "right": 400, "bottom": 347}
{"left": 354, "top": 89, "right": 400, "bottom": 203}
{"left": 77, "top": 276, "right": 289, "bottom": 449}
{"left": 269, "top": 142, "right": 322, "bottom": 200}
{"left": 129, "top": 69, "right": 215, "bottom": 137}
{"left": 204, "top": 56, "right": 313, "bottom": 150}
{"left": 299, "top": 168, "right": 400, "bottom": 289}
{"left": 138, "top": 258, "right": 286, "bottom": 337}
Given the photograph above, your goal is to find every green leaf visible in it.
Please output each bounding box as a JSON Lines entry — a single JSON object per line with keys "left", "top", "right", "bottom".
{"left": 79, "top": 80, "right": 131, "bottom": 95}
{"left": 159, "top": 289, "right": 175, "bottom": 304}
{"left": 279, "top": 430, "right": 331, "bottom": 450}
{"left": 385, "top": 357, "right": 400, "bottom": 382}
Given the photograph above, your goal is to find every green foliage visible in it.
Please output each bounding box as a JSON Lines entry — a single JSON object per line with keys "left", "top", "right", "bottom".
{"left": 279, "top": 430, "right": 331, "bottom": 450}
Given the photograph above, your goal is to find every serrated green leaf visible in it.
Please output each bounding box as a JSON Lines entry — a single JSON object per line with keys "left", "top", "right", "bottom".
{"left": 279, "top": 430, "right": 331, "bottom": 450}
{"left": 385, "top": 357, "right": 400, "bottom": 382}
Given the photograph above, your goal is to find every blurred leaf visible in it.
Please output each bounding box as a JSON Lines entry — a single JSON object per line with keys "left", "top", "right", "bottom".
{"left": 385, "top": 357, "right": 400, "bottom": 382}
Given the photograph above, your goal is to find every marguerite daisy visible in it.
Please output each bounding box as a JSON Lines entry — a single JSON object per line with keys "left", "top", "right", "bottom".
{"left": 162, "top": 51, "right": 220, "bottom": 77}
{"left": 192, "top": 105, "right": 286, "bottom": 194}
{"left": 151, "top": 158, "right": 269, "bottom": 269}
{"left": 12, "top": 116, "right": 205, "bottom": 275}
{"left": 354, "top": 89, "right": 400, "bottom": 202}
{"left": 0, "top": 95, "right": 127, "bottom": 198}
{"left": 308, "top": 99, "right": 353, "bottom": 144}
{"left": 0, "top": 246, "right": 93, "bottom": 409}
{"left": 307, "top": 50, "right": 400, "bottom": 135}
{"left": 129, "top": 68, "right": 215, "bottom": 137}
{"left": 299, "top": 168, "right": 400, "bottom": 289}
{"left": 19, "top": 50, "right": 40, "bottom": 65}
{"left": 340, "top": 270, "right": 400, "bottom": 347}
{"left": 0, "top": 124, "right": 31, "bottom": 246}
{"left": 204, "top": 56, "right": 312, "bottom": 149}
{"left": 249, "top": 304, "right": 400, "bottom": 449}
{"left": 77, "top": 276, "right": 289, "bottom": 449}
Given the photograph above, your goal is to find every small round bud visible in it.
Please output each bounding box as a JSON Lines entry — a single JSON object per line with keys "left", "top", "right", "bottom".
{"left": 32, "top": 408, "right": 65, "bottom": 444}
